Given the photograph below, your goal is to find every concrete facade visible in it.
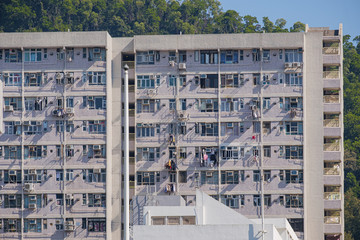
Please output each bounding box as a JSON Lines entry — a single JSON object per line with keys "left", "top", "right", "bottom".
{"left": 0, "top": 25, "right": 343, "bottom": 240}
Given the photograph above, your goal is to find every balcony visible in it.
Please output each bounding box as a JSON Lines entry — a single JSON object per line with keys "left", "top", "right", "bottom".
{"left": 122, "top": 61, "right": 135, "bottom": 69}
{"left": 324, "top": 167, "right": 341, "bottom": 175}
{"left": 323, "top": 71, "right": 340, "bottom": 79}
{"left": 324, "top": 143, "right": 340, "bottom": 151}
{"left": 323, "top": 47, "right": 340, "bottom": 55}
{"left": 324, "top": 216, "right": 341, "bottom": 224}
{"left": 324, "top": 192, "right": 341, "bottom": 200}
{"left": 323, "top": 95, "right": 339, "bottom": 103}
{"left": 324, "top": 119, "right": 339, "bottom": 128}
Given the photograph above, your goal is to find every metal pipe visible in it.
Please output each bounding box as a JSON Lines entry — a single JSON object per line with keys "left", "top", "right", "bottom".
{"left": 123, "top": 64, "right": 130, "bottom": 240}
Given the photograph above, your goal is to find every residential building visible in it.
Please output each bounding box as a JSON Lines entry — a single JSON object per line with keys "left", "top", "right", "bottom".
{"left": 0, "top": 24, "right": 343, "bottom": 240}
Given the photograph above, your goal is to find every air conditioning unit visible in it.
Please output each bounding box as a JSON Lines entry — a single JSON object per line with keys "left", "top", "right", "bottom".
{"left": 178, "top": 63, "right": 186, "bottom": 70}
{"left": 93, "top": 48, "right": 101, "bottom": 54}
{"left": 4, "top": 105, "right": 14, "bottom": 112}
{"left": 66, "top": 108, "right": 74, "bottom": 114}
{"left": 24, "top": 183, "right": 35, "bottom": 192}
{"left": 169, "top": 61, "right": 175, "bottom": 67}
{"left": 226, "top": 74, "right": 233, "bottom": 80}
{"left": 290, "top": 170, "right": 299, "bottom": 176}
{"left": 93, "top": 169, "right": 101, "bottom": 174}
{"left": 3, "top": 72, "right": 9, "bottom": 77}
{"left": 28, "top": 203, "right": 37, "bottom": 209}
{"left": 284, "top": 62, "right": 293, "bottom": 68}
{"left": 143, "top": 172, "right": 150, "bottom": 177}
{"left": 206, "top": 172, "right": 213, "bottom": 177}
{"left": 65, "top": 194, "right": 73, "bottom": 200}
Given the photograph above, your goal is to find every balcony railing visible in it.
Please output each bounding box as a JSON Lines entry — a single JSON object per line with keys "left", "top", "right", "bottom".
{"left": 324, "top": 167, "right": 341, "bottom": 175}
{"left": 324, "top": 119, "right": 340, "bottom": 127}
{"left": 324, "top": 143, "right": 340, "bottom": 151}
{"left": 324, "top": 216, "right": 341, "bottom": 224}
{"left": 122, "top": 61, "right": 135, "bottom": 69}
{"left": 323, "top": 71, "right": 340, "bottom": 79}
{"left": 324, "top": 192, "right": 341, "bottom": 200}
{"left": 323, "top": 95, "right": 340, "bottom": 103}
{"left": 323, "top": 47, "right": 340, "bottom": 55}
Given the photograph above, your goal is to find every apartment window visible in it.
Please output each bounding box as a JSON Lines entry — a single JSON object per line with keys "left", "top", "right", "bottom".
{"left": 136, "top": 123, "right": 155, "bottom": 137}
{"left": 285, "top": 195, "right": 303, "bottom": 208}
{"left": 66, "top": 120, "right": 74, "bottom": 133}
{"left": 24, "top": 219, "right": 42, "bottom": 233}
{"left": 285, "top": 97, "right": 303, "bottom": 110}
{"left": 200, "top": 50, "right": 218, "bottom": 64}
{"left": 285, "top": 170, "right": 303, "bottom": 184}
{"left": 179, "top": 75, "right": 186, "bottom": 87}
{"left": 56, "top": 48, "right": 65, "bottom": 60}
{"left": 252, "top": 49, "right": 260, "bottom": 61}
{"left": 137, "top": 172, "right": 159, "bottom": 185}
{"left": 285, "top": 146, "right": 303, "bottom": 159}
{"left": 221, "top": 195, "right": 244, "bottom": 209}
{"left": 221, "top": 74, "right": 239, "bottom": 88}
{"left": 4, "top": 146, "right": 22, "bottom": 160}
{"left": 264, "top": 170, "right": 271, "bottom": 182}
{"left": 253, "top": 122, "right": 260, "bottom": 133}
{"left": 168, "top": 75, "right": 177, "bottom": 86}
{"left": 88, "top": 194, "right": 106, "bottom": 207}
{"left": 263, "top": 98, "right": 271, "bottom": 109}
{"left": 82, "top": 48, "right": 87, "bottom": 58}
{"left": 88, "top": 169, "right": 106, "bottom": 182}
{"left": 221, "top": 171, "right": 239, "bottom": 184}
{"left": 169, "top": 171, "right": 176, "bottom": 183}
{"left": 180, "top": 99, "right": 186, "bottom": 111}
{"left": 169, "top": 147, "right": 176, "bottom": 159}
{"left": 253, "top": 170, "right": 260, "bottom": 182}
{"left": 88, "top": 218, "right": 106, "bottom": 232}
{"left": 136, "top": 51, "right": 155, "bottom": 65}
{"left": 197, "top": 123, "right": 219, "bottom": 136}
{"left": 4, "top": 194, "right": 21, "bottom": 208}
{"left": 253, "top": 195, "right": 261, "bottom": 206}
{"left": 23, "top": 121, "right": 42, "bottom": 135}
{"left": 24, "top": 194, "right": 42, "bottom": 209}
{"left": 88, "top": 120, "right": 106, "bottom": 134}
{"left": 263, "top": 146, "right": 271, "bottom": 158}
{"left": 169, "top": 99, "right": 176, "bottom": 111}
{"left": 221, "top": 123, "right": 239, "bottom": 136}
{"left": 288, "top": 219, "right": 304, "bottom": 232}
{"left": 279, "top": 49, "right": 283, "bottom": 59}
{"left": 253, "top": 73, "right": 260, "bottom": 85}
{"left": 239, "top": 50, "right": 244, "bottom": 60}
{"left": 285, "top": 49, "right": 303, "bottom": 62}
{"left": 56, "top": 170, "right": 64, "bottom": 181}
{"left": 25, "top": 97, "right": 46, "bottom": 110}
{"left": 263, "top": 122, "right": 271, "bottom": 135}
{"left": 220, "top": 50, "right": 239, "bottom": 64}
{"left": 200, "top": 171, "right": 219, "bottom": 185}
{"left": 264, "top": 194, "right": 271, "bottom": 206}
{"left": 4, "top": 121, "right": 21, "bottom": 135}
{"left": 24, "top": 169, "right": 43, "bottom": 183}
{"left": 88, "top": 72, "right": 106, "bottom": 85}
{"left": 56, "top": 120, "right": 64, "bottom": 133}
{"left": 221, "top": 98, "right": 243, "bottom": 112}
{"left": 137, "top": 99, "right": 157, "bottom": 113}
{"left": 5, "top": 49, "right": 22, "bottom": 62}
{"left": 179, "top": 51, "right": 186, "bottom": 63}
{"left": 87, "top": 96, "right": 106, "bottom": 109}
{"left": 25, "top": 73, "right": 42, "bottom": 88}
{"left": 285, "top": 73, "right": 303, "bottom": 86}
{"left": 199, "top": 99, "right": 218, "bottom": 112}
{"left": 88, "top": 48, "right": 106, "bottom": 61}
{"left": 4, "top": 97, "right": 22, "bottom": 111}
{"left": 179, "top": 171, "right": 187, "bottom": 183}
{"left": 200, "top": 74, "right": 218, "bottom": 88}
{"left": 66, "top": 170, "right": 74, "bottom": 181}
{"left": 179, "top": 147, "right": 187, "bottom": 159}
{"left": 24, "top": 145, "right": 45, "bottom": 160}
{"left": 239, "top": 122, "right": 244, "bottom": 133}
{"left": 3, "top": 170, "right": 21, "bottom": 184}
{"left": 3, "top": 219, "right": 21, "bottom": 232}
{"left": 55, "top": 219, "right": 64, "bottom": 230}
{"left": 262, "top": 49, "right": 270, "bottom": 61}
{"left": 87, "top": 145, "right": 106, "bottom": 158}
{"left": 4, "top": 73, "right": 21, "bottom": 86}
{"left": 137, "top": 75, "right": 155, "bottom": 89}
{"left": 136, "top": 147, "right": 160, "bottom": 161}
{"left": 285, "top": 121, "right": 303, "bottom": 135}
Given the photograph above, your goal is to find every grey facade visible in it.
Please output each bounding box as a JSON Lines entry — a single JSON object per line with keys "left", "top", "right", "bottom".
{"left": 0, "top": 24, "right": 343, "bottom": 240}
